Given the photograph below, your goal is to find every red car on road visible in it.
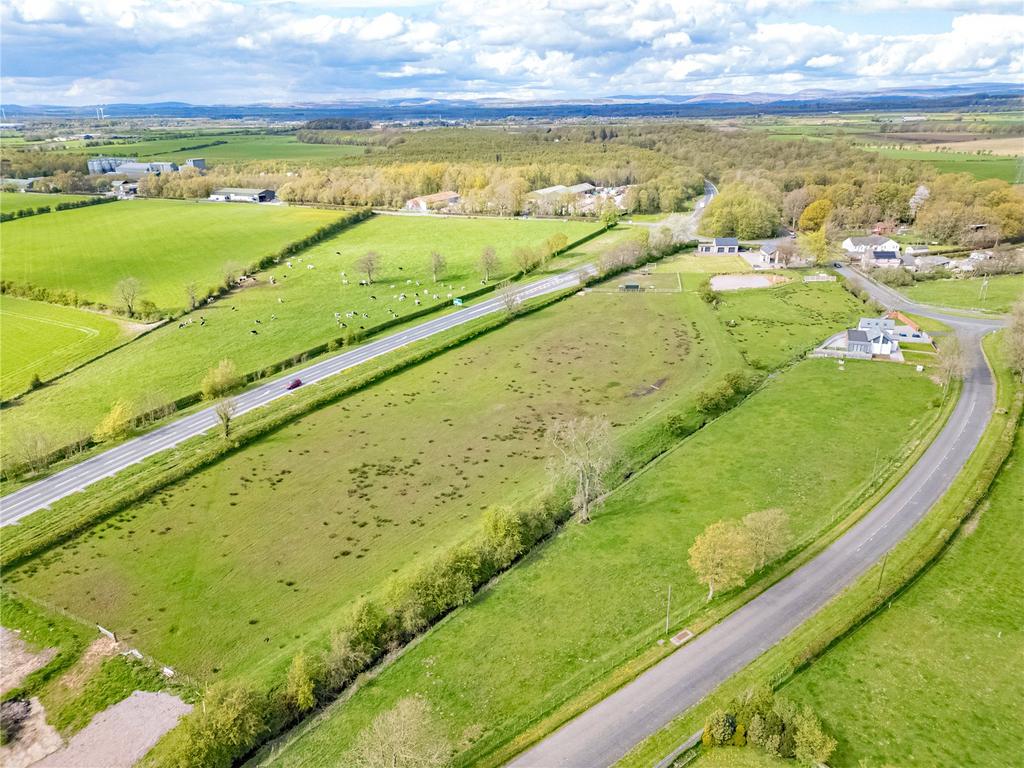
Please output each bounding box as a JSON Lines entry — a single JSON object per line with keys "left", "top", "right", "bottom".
{"left": 286, "top": 378, "right": 303, "bottom": 390}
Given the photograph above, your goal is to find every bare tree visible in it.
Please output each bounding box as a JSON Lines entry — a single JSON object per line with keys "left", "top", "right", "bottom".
{"left": 548, "top": 416, "right": 614, "bottom": 524}
{"left": 497, "top": 279, "right": 521, "bottom": 316}
{"left": 479, "top": 246, "right": 500, "bottom": 282}
{"left": 935, "top": 334, "right": 967, "bottom": 395}
{"left": 222, "top": 261, "right": 242, "bottom": 289}
{"left": 185, "top": 281, "right": 199, "bottom": 311}
{"left": 355, "top": 251, "right": 381, "bottom": 283}
{"left": 349, "top": 697, "right": 450, "bottom": 768}
{"left": 215, "top": 398, "right": 236, "bottom": 439}
{"left": 115, "top": 277, "right": 142, "bottom": 317}
{"left": 10, "top": 430, "right": 52, "bottom": 474}
{"left": 742, "top": 508, "right": 792, "bottom": 570}
{"left": 430, "top": 251, "right": 447, "bottom": 283}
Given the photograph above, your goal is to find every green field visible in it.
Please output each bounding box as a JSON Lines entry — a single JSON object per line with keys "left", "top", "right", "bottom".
{"left": 1, "top": 191, "right": 95, "bottom": 213}
{"left": 0, "top": 199, "right": 341, "bottom": 310}
{"left": 692, "top": 747, "right": 791, "bottom": 767}
{"left": 903, "top": 274, "right": 1024, "bottom": 313}
{"left": 715, "top": 278, "right": 865, "bottom": 369}
{"left": 0, "top": 215, "right": 597, "bottom": 461}
{"left": 868, "top": 147, "right": 1021, "bottom": 183}
{"left": 260, "top": 355, "right": 941, "bottom": 768}
{"left": 7, "top": 285, "right": 724, "bottom": 682}
{"left": 0, "top": 296, "right": 140, "bottom": 398}
{"left": 783, "top": 427, "right": 1024, "bottom": 767}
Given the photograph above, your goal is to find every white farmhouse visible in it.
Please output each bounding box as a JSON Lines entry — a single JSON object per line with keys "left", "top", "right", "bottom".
{"left": 842, "top": 235, "right": 900, "bottom": 256}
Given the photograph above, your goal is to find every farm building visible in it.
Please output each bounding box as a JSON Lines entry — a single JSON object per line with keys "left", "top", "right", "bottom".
{"left": 404, "top": 191, "right": 461, "bottom": 212}
{"left": 87, "top": 157, "right": 137, "bottom": 174}
{"left": 114, "top": 161, "right": 179, "bottom": 179}
{"left": 698, "top": 237, "right": 739, "bottom": 254}
{"left": 209, "top": 187, "right": 275, "bottom": 203}
{"left": 185, "top": 158, "right": 206, "bottom": 170}
{"left": 110, "top": 180, "right": 139, "bottom": 199}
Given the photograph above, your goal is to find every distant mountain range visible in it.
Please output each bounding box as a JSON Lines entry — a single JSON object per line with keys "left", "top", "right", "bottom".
{"left": 4, "top": 82, "right": 1022, "bottom": 121}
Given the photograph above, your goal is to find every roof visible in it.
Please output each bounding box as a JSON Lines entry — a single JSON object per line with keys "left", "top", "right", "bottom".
{"left": 410, "top": 190, "right": 460, "bottom": 203}
{"left": 531, "top": 185, "right": 567, "bottom": 196}
{"left": 760, "top": 244, "right": 778, "bottom": 254}
{"left": 565, "top": 182, "right": 595, "bottom": 194}
{"left": 904, "top": 244, "right": 929, "bottom": 252}
{"left": 873, "top": 250, "right": 900, "bottom": 260}
{"left": 713, "top": 237, "right": 739, "bottom": 246}
{"left": 212, "top": 187, "right": 271, "bottom": 196}
{"left": 848, "top": 235, "right": 893, "bottom": 246}
{"left": 847, "top": 329, "right": 869, "bottom": 343}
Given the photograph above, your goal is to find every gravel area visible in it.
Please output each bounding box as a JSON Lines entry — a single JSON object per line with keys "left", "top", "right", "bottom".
{"left": 0, "top": 627, "right": 56, "bottom": 695}
{"left": 33, "top": 691, "right": 191, "bottom": 768}
{"left": 710, "top": 273, "right": 788, "bottom": 291}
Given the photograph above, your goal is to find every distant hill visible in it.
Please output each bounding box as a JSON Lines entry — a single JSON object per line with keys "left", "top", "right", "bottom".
{"left": 4, "top": 82, "right": 1021, "bottom": 121}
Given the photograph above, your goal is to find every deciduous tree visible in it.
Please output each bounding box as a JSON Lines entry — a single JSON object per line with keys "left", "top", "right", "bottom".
{"left": 115, "top": 277, "right": 142, "bottom": 317}
{"left": 688, "top": 520, "right": 756, "bottom": 601}
{"left": 935, "top": 334, "right": 967, "bottom": 394}
{"left": 215, "top": 398, "right": 236, "bottom": 439}
{"left": 430, "top": 251, "right": 447, "bottom": 283}
{"left": 355, "top": 251, "right": 381, "bottom": 283}
{"left": 479, "top": 246, "right": 500, "bottom": 282}
{"left": 548, "top": 416, "right": 614, "bottom": 524}
{"left": 93, "top": 400, "right": 134, "bottom": 443}
{"left": 1005, "top": 297, "right": 1024, "bottom": 382}
{"left": 349, "top": 697, "right": 450, "bottom": 768}
{"left": 202, "top": 359, "right": 241, "bottom": 400}
{"left": 798, "top": 198, "right": 833, "bottom": 232}
{"left": 742, "top": 508, "right": 792, "bottom": 570}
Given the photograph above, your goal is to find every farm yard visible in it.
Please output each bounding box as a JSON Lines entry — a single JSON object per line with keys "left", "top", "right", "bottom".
{"left": 0, "top": 214, "right": 599, "bottom": 463}
{"left": 6, "top": 285, "right": 724, "bottom": 683}
{"left": 259, "top": 356, "right": 943, "bottom": 768}
{"left": 0, "top": 296, "right": 143, "bottom": 398}
{"left": 0, "top": 199, "right": 342, "bottom": 311}
{"left": 783, "top": 427, "right": 1024, "bottom": 767}
{"left": 902, "top": 274, "right": 1024, "bottom": 314}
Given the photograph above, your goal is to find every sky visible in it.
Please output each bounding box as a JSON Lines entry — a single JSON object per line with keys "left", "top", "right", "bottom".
{"left": 1, "top": 0, "right": 1022, "bottom": 105}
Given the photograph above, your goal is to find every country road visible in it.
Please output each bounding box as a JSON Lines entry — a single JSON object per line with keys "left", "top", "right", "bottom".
{"left": 0, "top": 267, "right": 594, "bottom": 526}
{"left": 508, "top": 269, "right": 1007, "bottom": 768}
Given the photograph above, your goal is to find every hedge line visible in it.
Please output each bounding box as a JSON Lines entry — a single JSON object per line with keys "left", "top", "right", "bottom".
{"left": 0, "top": 195, "right": 114, "bottom": 222}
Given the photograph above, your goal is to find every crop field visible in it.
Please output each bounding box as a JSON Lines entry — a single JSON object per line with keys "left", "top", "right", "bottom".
{"left": 0, "top": 199, "right": 341, "bottom": 310}
{"left": 1, "top": 191, "right": 94, "bottom": 213}
{"left": 0, "top": 215, "right": 599, "bottom": 460}
{"left": 783, "top": 428, "right": 1024, "bottom": 767}
{"left": 0, "top": 296, "right": 142, "bottom": 399}
{"left": 7, "top": 286, "right": 726, "bottom": 682}
{"left": 713, "top": 279, "right": 865, "bottom": 369}
{"left": 260, "top": 356, "right": 942, "bottom": 768}
{"left": 920, "top": 136, "right": 1024, "bottom": 156}
{"left": 902, "top": 274, "right": 1024, "bottom": 314}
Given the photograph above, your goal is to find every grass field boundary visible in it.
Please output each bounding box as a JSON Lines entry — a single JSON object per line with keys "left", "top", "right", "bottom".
{"left": 474, "top": 361, "right": 960, "bottom": 768}
{"left": 618, "top": 333, "right": 1023, "bottom": 768}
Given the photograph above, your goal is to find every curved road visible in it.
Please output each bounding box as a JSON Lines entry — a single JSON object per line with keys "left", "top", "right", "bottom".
{"left": 508, "top": 269, "right": 1006, "bottom": 768}
{"left": 0, "top": 267, "right": 594, "bottom": 526}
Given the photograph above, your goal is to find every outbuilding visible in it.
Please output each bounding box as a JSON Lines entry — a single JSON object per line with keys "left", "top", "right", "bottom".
{"left": 209, "top": 187, "right": 275, "bottom": 203}
{"left": 698, "top": 237, "right": 739, "bottom": 254}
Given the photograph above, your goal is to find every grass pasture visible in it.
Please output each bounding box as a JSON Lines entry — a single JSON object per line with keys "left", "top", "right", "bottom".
{"left": 0, "top": 296, "right": 141, "bottom": 398}
{"left": 867, "top": 147, "right": 1021, "bottom": 183}
{"left": 0, "top": 215, "right": 598, "bottom": 461}
{"left": 902, "top": 275, "right": 1024, "bottom": 314}
{"left": 0, "top": 199, "right": 341, "bottom": 311}
{"left": 6, "top": 285, "right": 713, "bottom": 682}
{"left": 783, "top": 427, "right": 1024, "bottom": 767}
{"left": 259, "top": 356, "right": 942, "bottom": 768}
{"left": 1, "top": 191, "right": 95, "bottom": 214}
{"left": 661, "top": 253, "right": 751, "bottom": 274}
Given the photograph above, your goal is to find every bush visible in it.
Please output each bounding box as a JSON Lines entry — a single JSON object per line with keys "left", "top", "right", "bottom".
{"left": 696, "top": 381, "right": 736, "bottom": 414}
{"left": 93, "top": 400, "right": 134, "bottom": 443}
{"left": 201, "top": 359, "right": 241, "bottom": 400}
{"left": 698, "top": 280, "right": 720, "bottom": 306}
{"left": 793, "top": 706, "right": 837, "bottom": 766}
{"left": 702, "top": 709, "right": 737, "bottom": 747}
{"left": 159, "top": 682, "right": 270, "bottom": 768}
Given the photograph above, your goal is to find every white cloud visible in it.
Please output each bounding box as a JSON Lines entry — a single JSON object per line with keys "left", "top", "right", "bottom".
{"left": 806, "top": 54, "right": 842, "bottom": 67}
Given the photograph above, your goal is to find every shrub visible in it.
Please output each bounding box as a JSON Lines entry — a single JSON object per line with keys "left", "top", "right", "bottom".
{"left": 27, "top": 373, "right": 42, "bottom": 391}
{"left": 481, "top": 505, "right": 527, "bottom": 571}
{"left": 159, "top": 681, "right": 270, "bottom": 768}
{"left": 793, "top": 706, "right": 837, "bottom": 766}
{"left": 666, "top": 412, "right": 697, "bottom": 438}
{"left": 285, "top": 651, "right": 323, "bottom": 713}
{"left": 93, "top": 400, "right": 134, "bottom": 443}
{"left": 702, "top": 709, "right": 737, "bottom": 747}
{"left": 201, "top": 359, "right": 241, "bottom": 400}
{"left": 698, "top": 280, "right": 720, "bottom": 306}
{"left": 696, "top": 381, "right": 736, "bottom": 414}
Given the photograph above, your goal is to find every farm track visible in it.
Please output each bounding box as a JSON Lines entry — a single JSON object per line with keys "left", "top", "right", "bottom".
{"left": 507, "top": 270, "right": 1006, "bottom": 767}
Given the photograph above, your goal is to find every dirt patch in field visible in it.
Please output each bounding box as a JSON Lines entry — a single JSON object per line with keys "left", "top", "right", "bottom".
{"left": 58, "top": 635, "right": 118, "bottom": 692}
{"left": 630, "top": 377, "right": 669, "bottom": 397}
{"left": 33, "top": 691, "right": 191, "bottom": 768}
{"left": 0, "top": 627, "right": 56, "bottom": 695}
{"left": 0, "top": 697, "right": 63, "bottom": 768}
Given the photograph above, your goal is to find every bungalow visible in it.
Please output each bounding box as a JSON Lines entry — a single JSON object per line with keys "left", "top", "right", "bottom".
{"left": 698, "top": 237, "right": 739, "bottom": 254}
{"left": 914, "top": 254, "right": 951, "bottom": 272}
{"left": 404, "top": 190, "right": 460, "bottom": 212}
{"left": 851, "top": 317, "right": 899, "bottom": 357}
{"left": 209, "top": 187, "right": 275, "bottom": 203}
{"left": 841, "top": 235, "right": 900, "bottom": 256}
